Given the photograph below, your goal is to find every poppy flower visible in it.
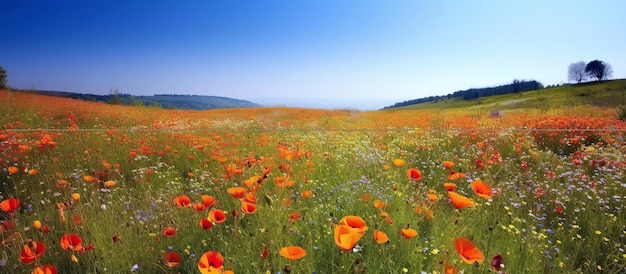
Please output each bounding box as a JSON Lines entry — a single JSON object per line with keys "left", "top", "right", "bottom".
{"left": 454, "top": 237, "right": 484, "bottom": 264}
{"left": 200, "top": 218, "right": 213, "bottom": 230}
{"left": 392, "top": 159, "right": 405, "bottom": 167}
{"left": 491, "top": 253, "right": 504, "bottom": 271}
{"left": 8, "top": 166, "right": 19, "bottom": 175}
{"left": 164, "top": 251, "right": 182, "bottom": 267}
{"left": 103, "top": 180, "right": 116, "bottom": 188}
{"left": 240, "top": 202, "right": 257, "bottom": 214}
{"left": 20, "top": 240, "right": 46, "bottom": 264}
{"left": 373, "top": 230, "right": 389, "bottom": 244}
{"left": 470, "top": 180, "right": 492, "bottom": 199}
{"left": 33, "top": 220, "right": 42, "bottom": 230}
{"left": 401, "top": 228, "right": 418, "bottom": 239}
{"left": 162, "top": 227, "right": 176, "bottom": 237}
{"left": 28, "top": 169, "right": 38, "bottom": 175}
{"left": 288, "top": 211, "right": 301, "bottom": 223}
{"left": 373, "top": 199, "right": 386, "bottom": 209}
{"left": 301, "top": 190, "right": 312, "bottom": 199}
{"left": 0, "top": 198, "right": 20, "bottom": 214}
{"left": 83, "top": 175, "right": 96, "bottom": 183}
{"left": 32, "top": 264, "right": 58, "bottom": 274}
{"left": 192, "top": 203, "right": 206, "bottom": 212}
{"left": 198, "top": 251, "right": 224, "bottom": 273}
{"left": 338, "top": 215, "right": 368, "bottom": 235}
{"left": 279, "top": 246, "right": 307, "bottom": 260}
{"left": 448, "top": 191, "right": 476, "bottom": 209}
{"left": 227, "top": 187, "right": 247, "bottom": 199}
{"left": 334, "top": 224, "right": 364, "bottom": 251}
{"left": 447, "top": 171, "right": 466, "bottom": 180}
{"left": 442, "top": 161, "right": 455, "bottom": 169}
{"left": 443, "top": 183, "right": 456, "bottom": 192}
{"left": 243, "top": 192, "right": 257, "bottom": 204}
{"left": 444, "top": 263, "right": 458, "bottom": 274}
{"left": 173, "top": 195, "right": 191, "bottom": 207}
{"left": 426, "top": 190, "right": 438, "bottom": 202}
{"left": 407, "top": 168, "right": 422, "bottom": 181}
{"left": 70, "top": 193, "right": 80, "bottom": 202}
{"left": 201, "top": 195, "right": 216, "bottom": 207}
{"left": 60, "top": 233, "right": 83, "bottom": 251}
{"left": 208, "top": 209, "right": 226, "bottom": 223}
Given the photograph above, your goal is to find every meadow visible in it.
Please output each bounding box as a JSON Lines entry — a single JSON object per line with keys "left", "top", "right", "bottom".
{"left": 1, "top": 88, "right": 625, "bottom": 274}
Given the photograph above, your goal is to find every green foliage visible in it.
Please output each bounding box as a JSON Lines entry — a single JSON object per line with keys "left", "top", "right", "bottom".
{"left": 0, "top": 66, "right": 7, "bottom": 89}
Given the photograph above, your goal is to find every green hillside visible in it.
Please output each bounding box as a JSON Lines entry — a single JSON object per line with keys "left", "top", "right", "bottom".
{"left": 390, "top": 79, "right": 626, "bottom": 111}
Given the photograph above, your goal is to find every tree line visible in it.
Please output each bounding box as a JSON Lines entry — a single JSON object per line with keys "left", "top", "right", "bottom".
{"left": 383, "top": 80, "right": 543, "bottom": 109}
{"left": 568, "top": 60, "right": 613, "bottom": 83}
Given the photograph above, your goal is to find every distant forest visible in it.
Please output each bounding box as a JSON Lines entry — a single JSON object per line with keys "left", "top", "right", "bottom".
{"left": 383, "top": 80, "right": 543, "bottom": 109}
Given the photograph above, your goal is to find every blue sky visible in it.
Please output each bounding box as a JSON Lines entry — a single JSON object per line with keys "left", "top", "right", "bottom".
{"left": 2, "top": 0, "right": 625, "bottom": 109}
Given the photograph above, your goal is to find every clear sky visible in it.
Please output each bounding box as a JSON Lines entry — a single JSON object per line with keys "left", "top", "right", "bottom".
{"left": 2, "top": 0, "right": 625, "bottom": 110}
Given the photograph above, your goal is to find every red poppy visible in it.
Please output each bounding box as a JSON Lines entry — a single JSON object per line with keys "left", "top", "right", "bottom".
{"left": 164, "top": 251, "right": 182, "bottom": 267}
{"left": 448, "top": 191, "right": 476, "bottom": 209}
{"left": 198, "top": 251, "right": 224, "bottom": 273}
{"left": 173, "top": 195, "right": 191, "bottom": 207}
{"left": 32, "top": 264, "right": 57, "bottom": 274}
{"left": 200, "top": 218, "right": 213, "bottom": 230}
{"left": 60, "top": 233, "right": 83, "bottom": 251}
{"left": 20, "top": 240, "right": 46, "bottom": 264}
{"left": 407, "top": 168, "right": 422, "bottom": 181}
{"left": 279, "top": 246, "right": 307, "bottom": 260}
{"left": 208, "top": 209, "right": 226, "bottom": 223}
{"left": 288, "top": 211, "right": 301, "bottom": 223}
{"left": 470, "top": 180, "right": 492, "bottom": 199}
{"left": 192, "top": 203, "right": 206, "bottom": 212}
{"left": 240, "top": 202, "right": 257, "bottom": 214}
{"left": 201, "top": 195, "right": 216, "bottom": 207}
{"left": 454, "top": 237, "right": 485, "bottom": 264}
{"left": 162, "top": 227, "right": 176, "bottom": 237}
{"left": 0, "top": 198, "right": 20, "bottom": 214}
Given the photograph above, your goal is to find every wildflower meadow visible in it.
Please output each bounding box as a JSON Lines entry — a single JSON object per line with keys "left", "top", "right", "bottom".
{"left": 1, "top": 89, "right": 625, "bottom": 273}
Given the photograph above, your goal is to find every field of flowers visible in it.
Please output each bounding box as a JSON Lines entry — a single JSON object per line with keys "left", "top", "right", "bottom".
{"left": 1, "top": 89, "right": 625, "bottom": 273}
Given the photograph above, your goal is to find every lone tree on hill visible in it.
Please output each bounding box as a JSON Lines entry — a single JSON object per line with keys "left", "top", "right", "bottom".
{"left": 567, "top": 61, "right": 587, "bottom": 83}
{"left": 585, "top": 60, "right": 613, "bottom": 81}
{"left": 0, "top": 66, "right": 7, "bottom": 89}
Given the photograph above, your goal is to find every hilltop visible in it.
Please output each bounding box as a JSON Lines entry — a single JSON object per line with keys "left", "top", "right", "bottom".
{"left": 29, "top": 90, "right": 259, "bottom": 110}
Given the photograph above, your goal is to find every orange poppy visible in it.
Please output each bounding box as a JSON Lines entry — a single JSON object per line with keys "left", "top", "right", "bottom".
{"left": 198, "top": 251, "right": 224, "bottom": 273}
{"left": 60, "top": 233, "right": 83, "bottom": 251}
{"left": 20, "top": 240, "right": 46, "bottom": 264}
{"left": 442, "top": 161, "right": 455, "bottom": 169}
{"left": 243, "top": 192, "right": 257, "bottom": 204}
{"left": 407, "top": 168, "right": 422, "bottom": 181}
{"left": 173, "top": 195, "right": 191, "bottom": 207}
{"left": 227, "top": 187, "right": 247, "bottom": 199}
{"left": 103, "top": 180, "right": 116, "bottom": 188}
{"left": 448, "top": 191, "right": 476, "bottom": 209}
{"left": 373, "top": 199, "right": 386, "bottom": 209}
{"left": 162, "top": 227, "right": 176, "bottom": 237}
{"left": 208, "top": 209, "right": 226, "bottom": 223}
{"left": 200, "top": 218, "right": 213, "bottom": 230}
{"left": 444, "top": 263, "right": 458, "bottom": 274}
{"left": 164, "top": 251, "right": 182, "bottom": 267}
{"left": 447, "top": 171, "right": 466, "bottom": 181}
{"left": 262, "top": 165, "right": 274, "bottom": 175}
{"left": 70, "top": 193, "right": 81, "bottom": 202}
{"left": 240, "top": 202, "right": 257, "bottom": 214}
{"left": 28, "top": 169, "right": 38, "bottom": 175}
{"left": 334, "top": 224, "right": 364, "bottom": 251}
{"left": 201, "top": 195, "right": 216, "bottom": 207}
{"left": 443, "top": 182, "right": 456, "bottom": 192}
{"left": 338, "top": 215, "right": 368, "bottom": 235}
{"left": 84, "top": 175, "right": 96, "bottom": 183}
{"left": 373, "top": 230, "right": 389, "bottom": 244}
{"left": 454, "top": 237, "right": 485, "bottom": 264}
{"left": 392, "top": 159, "right": 405, "bottom": 167}
{"left": 32, "top": 264, "right": 58, "bottom": 274}
{"left": 426, "top": 189, "right": 438, "bottom": 202}
{"left": 401, "top": 228, "right": 418, "bottom": 239}
{"left": 301, "top": 190, "right": 312, "bottom": 199}
{"left": 0, "top": 198, "right": 20, "bottom": 214}
{"left": 7, "top": 166, "right": 19, "bottom": 175}
{"left": 470, "top": 180, "right": 492, "bottom": 199}
{"left": 279, "top": 246, "right": 307, "bottom": 260}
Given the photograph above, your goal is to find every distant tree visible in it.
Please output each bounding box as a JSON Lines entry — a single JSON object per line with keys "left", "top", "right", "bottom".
{"left": 109, "top": 87, "right": 123, "bottom": 105}
{"left": 568, "top": 61, "right": 587, "bottom": 83}
{"left": 0, "top": 66, "right": 7, "bottom": 89}
{"left": 585, "top": 60, "right": 613, "bottom": 81}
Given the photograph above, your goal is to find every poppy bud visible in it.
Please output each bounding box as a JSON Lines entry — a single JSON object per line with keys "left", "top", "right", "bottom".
{"left": 283, "top": 265, "right": 292, "bottom": 273}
